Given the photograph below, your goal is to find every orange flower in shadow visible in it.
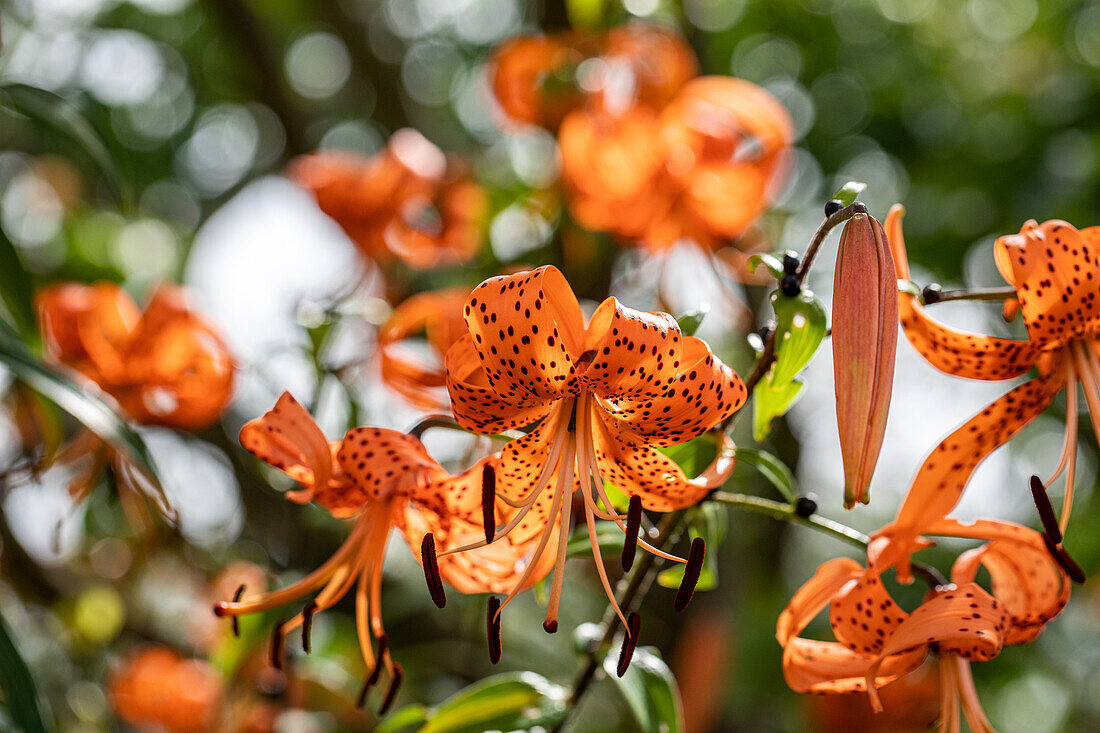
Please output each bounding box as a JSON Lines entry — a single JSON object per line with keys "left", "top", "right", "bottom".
{"left": 213, "top": 393, "right": 551, "bottom": 709}
{"left": 559, "top": 76, "right": 794, "bottom": 250}
{"left": 880, "top": 207, "right": 1100, "bottom": 578}
{"left": 779, "top": 519, "right": 1071, "bottom": 732}
{"left": 289, "top": 129, "right": 486, "bottom": 270}
{"left": 109, "top": 647, "right": 223, "bottom": 733}
{"left": 379, "top": 288, "right": 469, "bottom": 410}
{"left": 38, "top": 282, "right": 234, "bottom": 430}
{"left": 489, "top": 23, "right": 696, "bottom": 129}
{"left": 441, "top": 266, "right": 744, "bottom": 666}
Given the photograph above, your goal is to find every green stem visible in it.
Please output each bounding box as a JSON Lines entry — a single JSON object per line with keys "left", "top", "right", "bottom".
{"left": 710, "top": 492, "right": 869, "bottom": 549}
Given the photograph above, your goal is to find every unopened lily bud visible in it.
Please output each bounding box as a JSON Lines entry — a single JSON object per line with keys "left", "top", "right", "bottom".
{"left": 832, "top": 213, "right": 898, "bottom": 508}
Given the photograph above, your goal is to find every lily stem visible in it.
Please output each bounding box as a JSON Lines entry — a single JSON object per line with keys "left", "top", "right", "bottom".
{"left": 795, "top": 201, "right": 869, "bottom": 282}
{"left": 710, "top": 492, "right": 869, "bottom": 549}
{"left": 926, "top": 286, "right": 1016, "bottom": 304}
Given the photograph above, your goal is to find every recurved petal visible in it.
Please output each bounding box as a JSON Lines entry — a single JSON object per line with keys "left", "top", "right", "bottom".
{"left": 462, "top": 266, "right": 586, "bottom": 405}
{"left": 777, "top": 557, "right": 864, "bottom": 646}
{"left": 886, "top": 206, "right": 1040, "bottom": 381}
{"left": 893, "top": 371, "right": 1064, "bottom": 535}
{"left": 829, "top": 570, "right": 910, "bottom": 656}
{"left": 337, "top": 427, "right": 448, "bottom": 508}
{"left": 601, "top": 337, "right": 746, "bottom": 446}
{"left": 577, "top": 297, "right": 684, "bottom": 400}
{"left": 493, "top": 413, "right": 571, "bottom": 543}
{"left": 239, "top": 393, "right": 334, "bottom": 505}
{"left": 445, "top": 334, "right": 553, "bottom": 433}
{"left": 381, "top": 288, "right": 468, "bottom": 410}
{"left": 592, "top": 411, "right": 734, "bottom": 511}
{"left": 783, "top": 638, "right": 926, "bottom": 695}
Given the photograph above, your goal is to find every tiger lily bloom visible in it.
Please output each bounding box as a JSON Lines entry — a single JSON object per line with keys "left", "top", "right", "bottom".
{"left": 213, "top": 393, "right": 550, "bottom": 709}
{"left": 441, "top": 266, "right": 744, "bottom": 664}
{"left": 882, "top": 207, "right": 1100, "bottom": 576}
{"left": 559, "top": 76, "right": 793, "bottom": 251}
{"left": 33, "top": 282, "right": 233, "bottom": 526}
{"left": 289, "top": 129, "right": 487, "bottom": 270}
{"left": 779, "top": 518, "right": 1069, "bottom": 732}
{"left": 379, "top": 288, "right": 469, "bottom": 411}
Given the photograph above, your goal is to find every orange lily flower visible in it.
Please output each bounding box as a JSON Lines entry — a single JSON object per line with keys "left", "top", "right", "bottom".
{"left": 489, "top": 23, "right": 696, "bottom": 129}
{"left": 289, "top": 129, "right": 487, "bottom": 270}
{"left": 779, "top": 518, "right": 1070, "bottom": 732}
{"left": 882, "top": 207, "right": 1100, "bottom": 575}
{"left": 213, "top": 393, "right": 551, "bottom": 708}
{"left": 109, "top": 647, "right": 224, "bottom": 733}
{"left": 37, "top": 282, "right": 234, "bottom": 430}
{"left": 559, "top": 76, "right": 794, "bottom": 251}
{"left": 379, "top": 288, "right": 469, "bottom": 411}
{"left": 441, "top": 266, "right": 744, "bottom": 663}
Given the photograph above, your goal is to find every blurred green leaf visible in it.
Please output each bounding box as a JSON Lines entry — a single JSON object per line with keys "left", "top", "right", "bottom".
{"left": 0, "top": 83, "right": 127, "bottom": 204}
{"left": 566, "top": 0, "right": 605, "bottom": 29}
{"left": 377, "top": 704, "right": 429, "bottom": 733}
{"left": 659, "top": 433, "right": 718, "bottom": 478}
{"left": 676, "top": 306, "right": 708, "bottom": 337}
{"left": 419, "top": 672, "right": 566, "bottom": 733}
{"left": 567, "top": 522, "right": 626, "bottom": 559}
{"left": 747, "top": 253, "right": 784, "bottom": 279}
{"left": 0, "top": 610, "right": 52, "bottom": 733}
{"left": 0, "top": 226, "right": 38, "bottom": 344}
{"left": 0, "top": 327, "right": 163, "bottom": 493}
{"left": 734, "top": 448, "right": 797, "bottom": 503}
{"left": 830, "top": 181, "right": 866, "bottom": 208}
{"left": 657, "top": 503, "right": 726, "bottom": 592}
{"left": 752, "top": 375, "right": 803, "bottom": 443}
{"left": 604, "top": 647, "right": 683, "bottom": 733}
{"left": 769, "top": 289, "right": 827, "bottom": 387}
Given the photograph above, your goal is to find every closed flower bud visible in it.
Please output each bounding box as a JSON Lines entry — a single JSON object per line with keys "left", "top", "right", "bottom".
{"left": 832, "top": 213, "right": 898, "bottom": 508}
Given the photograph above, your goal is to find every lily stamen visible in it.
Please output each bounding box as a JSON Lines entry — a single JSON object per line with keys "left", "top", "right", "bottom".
{"left": 622, "top": 495, "right": 642, "bottom": 572}
{"left": 420, "top": 533, "right": 447, "bottom": 609}
{"left": 674, "top": 536, "right": 706, "bottom": 612}
{"left": 482, "top": 464, "right": 497, "bottom": 543}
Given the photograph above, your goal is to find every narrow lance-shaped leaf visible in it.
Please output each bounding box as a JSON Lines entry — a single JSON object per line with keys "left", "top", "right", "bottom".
{"left": 0, "top": 609, "right": 52, "bottom": 733}
{"left": 832, "top": 213, "right": 898, "bottom": 508}
{"left": 0, "top": 326, "right": 163, "bottom": 492}
{"left": 603, "top": 647, "right": 684, "bottom": 733}
{"left": 0, "top": 224, "right": 38, "bottom": 344}
{"left": 769, "top": 289, "right": 827, "bottom": 386}
{"left": 734, "top": 447, "right": 798, "bottom": 504}
{"left": 419, "top": 672, "right": 567, "bottom": 733}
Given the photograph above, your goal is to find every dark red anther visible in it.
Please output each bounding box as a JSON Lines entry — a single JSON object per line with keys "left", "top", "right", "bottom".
{"left": 487, "top": 596, "right": 502, "bottom": 664}
{"left": 421, "top": 533, "right": 447, "bottom": 608}
{"left": 482, "top": 464, "right": 496, "bottom": 545}
{"left": 301, "top": 601, "right": 317, "bottom": 653}
{"left": 231, "top": 584, "right": 245, "bottom": 637}
{"left": 1030, "top": 475, "right": 1062, "bottom": 544}
{"left": 622, "top": 495, "right": 642, "bottom": 572}
{"left": 543, "top": 620, "right": 558, "bottom": 634}
{"left": 366, "top": 634, "right": 388, "bottom": 689}
{"left": 270, "top": 620, "right": 287, "bottom": 670}
{"left": 674, "top": 537, "right": 706, "bottom": 612}
{"left": 1043, "top": 533, "right": 1086, "bottom": 585}
{"left": 616, "top": 612, "right": 641, "bottom": 677}
{"left": 379, "top": 662, "right": 404, "bottom": 714}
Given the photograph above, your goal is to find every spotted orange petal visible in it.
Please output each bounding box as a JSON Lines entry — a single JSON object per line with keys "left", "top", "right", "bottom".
{"left": 461, "top": 266, "right": 585, "bottom": 407}
{"left": 599, "top": 336, "right": 746, "bottom": 447}
{"left": 239, "top": 393, "right": 335, "bottom": 507}
{"left": 577, "top": 297, "right": 684, "bottom": 400}
{"left": 886, "top": 206, "right": 1040, "bottom": 380}
{"left": 829, "top": 571, "right": 910, "bottom": 657}
{"left": 493, "top": 413, "right": 573, "bottom": 543}
{"left": 893, "top": 370, "right": 1064, "bottom": 536}
{"left": 445, "top": 334, "right": 554, "bottom": 433}
{"left": 337, "top": 427, "right": 449, "bottom": 511}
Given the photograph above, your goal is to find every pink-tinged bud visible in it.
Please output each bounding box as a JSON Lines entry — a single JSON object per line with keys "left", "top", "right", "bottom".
{"left": 832, "top": 213, "right": 898, "bottom": 508}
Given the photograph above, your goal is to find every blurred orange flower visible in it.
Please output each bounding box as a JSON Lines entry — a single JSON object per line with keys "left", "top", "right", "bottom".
{"left": 37, "top": 282, "right": 234, "bottom": 430}
{"left": 883, "top": 207, "right": 1099, "bottom": 576}
{"left": 109, "top": 647, "right": 223, "bottom": 733}
{"left": 379, "top": 288, "right": 469, "bottom": 410}
{"left": 490, "top": 23, "right": 697, "bottom": 129}
{"left": 289, "top": 129, "right": 487, "bottom": 270}
{"left": 442, "top": 266, "right": 743, "bottom": 664}
{"left": 560, "top": 76, "right": 793, "bottom": 250}
{"left": 214, "top": 393, "right": 550, "bottom": 709}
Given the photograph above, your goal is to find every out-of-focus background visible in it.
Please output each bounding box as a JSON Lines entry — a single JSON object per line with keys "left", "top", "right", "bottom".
{"left": 1, "top": 0, "right": 1099, "bottom": 731}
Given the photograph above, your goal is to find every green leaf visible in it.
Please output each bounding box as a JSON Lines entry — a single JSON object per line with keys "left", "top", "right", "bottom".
{"left": 659, "top": 433, "right": 718, "bottom": 478}
{"left": 0, "top": 609, "right": 52, "bottom": 733}
{"left": 656, "top": 504, "right": 726, "bottom": 591}
{"left": 0, "top": 225, "right": 38, "bottom": 344}
{"left": 0, "top": 83, "right": 127, "bottom": 204}
{"left": 897, "top": 278, "right": 923, "bottom": 300}
{"left": 734, "top": 448, "right": 797, "bottom": 503}
{"left": 419, "top": 672, "right": 566, "bottom": 733}
{"left": 0, "top": 328, "right": 165, "bottom": 507}
{"left": 377, "top": 704, "right": 429, "bottom": 733}
{"left": 769, "top": 289, "right": 827, "bottom": 387}
{"left": 567, "top": 522, "right": 626, "bottom": 559}
{"left": 747, "top": 253, "right": 784, "bottom": 279}
{"left": 751, "top": 375, "right": 803, "bottom": 443}
{"left": 604, "top": 647, "right": 683, "bottom": 733}
{"left": 675, "top": 306, "right": 708, "bottom": 337}
{"left": 830, "top": 181, "right": 866, "bottom": 208}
